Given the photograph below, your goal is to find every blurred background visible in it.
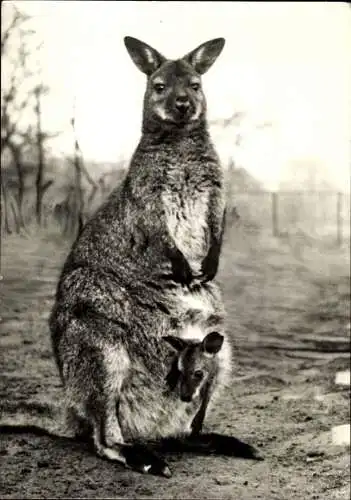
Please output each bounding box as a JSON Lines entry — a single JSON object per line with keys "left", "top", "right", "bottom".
{"left": 1, "top": 1, "right": 350, "bottom": 241}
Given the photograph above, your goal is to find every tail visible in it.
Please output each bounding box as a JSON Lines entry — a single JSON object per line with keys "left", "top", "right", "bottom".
{"left": 0, "top": 400, "right": 74, "bottom": 440}
{"left": 0, "top": 424, "right": 64, "bottom": 439}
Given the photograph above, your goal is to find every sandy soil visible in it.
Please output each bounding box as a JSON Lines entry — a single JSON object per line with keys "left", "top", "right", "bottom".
{"left": 0, "top": 226, "right": 350, "bottom": 499}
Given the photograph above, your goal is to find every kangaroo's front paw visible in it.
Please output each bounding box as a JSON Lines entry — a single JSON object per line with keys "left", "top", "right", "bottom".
{"left": 123, "top": 444, "right": 172, "bottom": 477}
{"left": 201, "top": 245, "right": 220, "bottom": 283}
{"left": 170, "top": 248, "right": 193, "bottom": 287}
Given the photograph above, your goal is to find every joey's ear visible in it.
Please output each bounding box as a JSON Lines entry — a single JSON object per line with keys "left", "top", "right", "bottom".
{"left": 163, "top": 335, "right": 188, "bottom": 352}
{"left": 202, "top": 332, "right": 224, "bottom": 355}
{"left": 124, "top": 36, "right": 166, "bottom": 76}
{"left": 183, "top": 38, "right": 225, "bottom": 75}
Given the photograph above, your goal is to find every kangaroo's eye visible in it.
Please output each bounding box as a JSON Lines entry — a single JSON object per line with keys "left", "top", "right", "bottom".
{"left": 191, "top": 83, "right": 200, "bottom": 91}
{"left": 194, "top": 370, "right": 204, "bottom": 380}
{"left": 154, "top": 83, "right": 165, "bottom": 93}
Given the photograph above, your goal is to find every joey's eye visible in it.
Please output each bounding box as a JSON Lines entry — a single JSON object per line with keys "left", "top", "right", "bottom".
{"left": 154, "top": 83, "right": 165, "bottom": 94}
{"left": 194, "top": 370, "right": 204, "bottom": 380}
{"left": 191, "top": 82, "right": 200, "bottom": 91}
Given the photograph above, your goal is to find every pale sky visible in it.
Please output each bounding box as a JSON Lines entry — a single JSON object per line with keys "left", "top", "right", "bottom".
{"left": 3, "top": 1, "right": 351, "bottom": 190}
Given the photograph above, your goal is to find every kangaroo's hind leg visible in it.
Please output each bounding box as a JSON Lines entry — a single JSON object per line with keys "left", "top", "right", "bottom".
{"left": 76, "top": 341, "right": 172, "bottom": 477}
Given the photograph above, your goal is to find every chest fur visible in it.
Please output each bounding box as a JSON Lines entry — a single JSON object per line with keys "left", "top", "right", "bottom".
{"left": 162, "top": 189, "right": 210, "bottom": 272}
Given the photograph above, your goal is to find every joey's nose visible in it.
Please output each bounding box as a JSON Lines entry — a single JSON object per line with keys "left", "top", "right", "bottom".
{"left": 180, "top": 393, "right": 192, "bottom": 403}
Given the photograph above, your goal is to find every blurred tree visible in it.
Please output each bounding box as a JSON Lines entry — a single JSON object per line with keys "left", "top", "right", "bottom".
{"left": 70, "top": 102, "right": 84, "bottom": 236}
{"left": 1, "top": 3, "right": 58, "bottom": 231}
{"left": 1, "top": 3, "right": 33, "bottom": 227}
{"left": 209, "top": 111, "right": 272, "bottom": 154}
{"left": 33, "top": 84, "right": 55, "bottom": 225}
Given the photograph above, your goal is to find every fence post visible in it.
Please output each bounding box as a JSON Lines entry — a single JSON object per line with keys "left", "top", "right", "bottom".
{"left": 336, "top": 192, "right": 343, "bottom": 247}
{"left": 271, "top": 191, "right": 279, "bottom": 237}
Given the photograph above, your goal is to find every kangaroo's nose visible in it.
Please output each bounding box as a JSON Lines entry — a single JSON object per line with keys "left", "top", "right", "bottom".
{"left": 175, "top": 96, "right": 190, "bottom": 113}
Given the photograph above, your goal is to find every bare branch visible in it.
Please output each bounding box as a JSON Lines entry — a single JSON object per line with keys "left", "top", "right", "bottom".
{"left": 1, "top": 5, "right": 28, "bottom": 55}
{"left": 255, "top": 121, "right": 273, "bottom": 130}
{"left": 209, "top": 111, "right": 246, "bottom": 128}
{"left": 42, "top": 179, "right": 54, "bottom": 194}
{"left": 69, "top": 105, "right": 98, "bottom": 188}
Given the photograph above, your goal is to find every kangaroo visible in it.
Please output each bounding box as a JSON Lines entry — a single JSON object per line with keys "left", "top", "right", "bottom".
{"left": 45, "top": 36, "right": 262, "bottom": 476}
{"left": 0, "top": 329, "right": 259, "bottom": 475}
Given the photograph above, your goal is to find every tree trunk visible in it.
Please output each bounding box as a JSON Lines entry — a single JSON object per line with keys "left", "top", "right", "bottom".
{"left": 1, "top": 179, "right": 12, "bottom": 234}
{"left": 70, "top": 108, "right": 85, "bottom": 238}
{"left": 5, "top": 141, "right": 25, "bottom": 228}
{"left": 74, "top": 139, "right": 84, "bottom": 236}
{"left": 34, "top": 86, "right": 45, "bottom": 226}
{"left": 11, "top": 145, "right": 25, "bottom": 228}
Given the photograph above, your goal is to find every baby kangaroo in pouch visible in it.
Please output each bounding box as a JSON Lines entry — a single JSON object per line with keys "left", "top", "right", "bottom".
{"left": 118, "top": 331, "right": 225, "bottom": 476}
{"left": 45, "top": 35, "right": 262, "bottom": 478}
{"left": 164, "top": 331, "right": 224, "bottom": 406}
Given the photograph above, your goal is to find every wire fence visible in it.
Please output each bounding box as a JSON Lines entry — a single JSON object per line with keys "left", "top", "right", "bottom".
{"left": 2, "top": 173, "right": 350, "bottom": 247}
{"left": 229, "top": 190, "right": 350, "bottom": 246}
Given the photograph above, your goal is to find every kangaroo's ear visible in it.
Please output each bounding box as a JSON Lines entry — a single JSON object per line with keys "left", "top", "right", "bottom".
{"left": 124, "top": 36, "right": 166, "bottom": 76}
{"left": 163, "top": 335, "right": 188, "bottom": 352}
{"left": 202, "top": 332, "right": 224, "bottom": 355}
{"left": 183, "top": 38, "right": 225, "bottom": 75}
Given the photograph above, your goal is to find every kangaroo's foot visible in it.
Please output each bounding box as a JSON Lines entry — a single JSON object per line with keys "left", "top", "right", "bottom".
{"left": 123, "top": 443, "right": 172, "bottom": 477}
{"left": 90, "top": 395, "right": 172, "bottom": 477}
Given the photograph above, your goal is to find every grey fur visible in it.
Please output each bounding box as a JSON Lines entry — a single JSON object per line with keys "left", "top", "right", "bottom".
{"left": 49, "top": 36, "right": 231, "bottom": 476}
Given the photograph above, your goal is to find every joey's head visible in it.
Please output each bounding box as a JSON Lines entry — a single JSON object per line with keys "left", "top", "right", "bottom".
{"left": 124, "top": 36, "right": 225, "bottom": 134}
{"left": 163, "top": 332, "right": 224, "bottom": 403}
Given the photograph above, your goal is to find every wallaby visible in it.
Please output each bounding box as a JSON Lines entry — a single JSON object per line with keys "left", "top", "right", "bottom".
{"left": 0, "top": 328, "right": 259, "bottom": 476}
{"left": 2, "top": 36, "right": 262, "bottom": 477}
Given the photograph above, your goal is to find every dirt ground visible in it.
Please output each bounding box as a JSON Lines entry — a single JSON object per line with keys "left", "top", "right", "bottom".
{"left": 0, "top": 225, "right": 350, "bottom": 499}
